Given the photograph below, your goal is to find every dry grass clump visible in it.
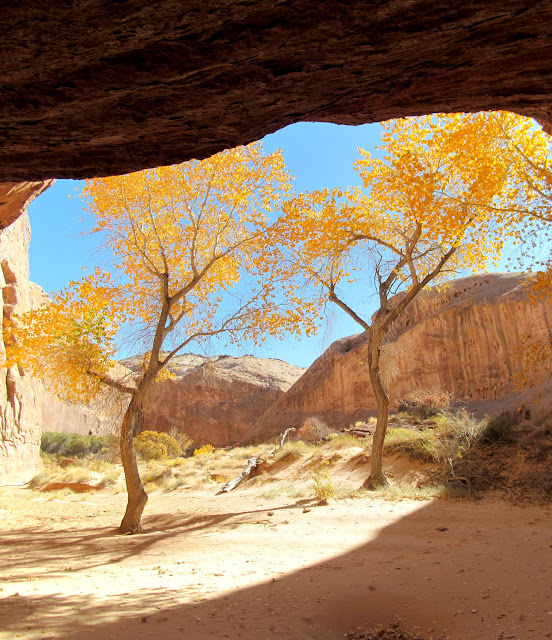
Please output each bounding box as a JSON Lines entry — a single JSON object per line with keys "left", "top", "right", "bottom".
{"left": 308, "top": 460, "right": 335, "bottom": 503}
{"left": 326, "top": 434, "right": 363, "bottom": 450}
{"left": 397, "top": 389, "right": 452, "bottom": 421}
{"left": 381, "top": 428, "right": 440, "bottom": 463}
{"left": 167, "top": 426, "right": 193, "bottom": 453}
{"left": 273, "top": 440, "right": 313, "bottom": 461}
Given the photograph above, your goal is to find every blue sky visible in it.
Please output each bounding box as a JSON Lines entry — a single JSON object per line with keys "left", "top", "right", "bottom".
{"left": 26, "top": 121, "right": 515, "bottom": 369}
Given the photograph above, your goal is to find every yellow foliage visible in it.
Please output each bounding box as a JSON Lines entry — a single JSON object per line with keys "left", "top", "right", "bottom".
{"left": 8, "top": 143, "right": 318, "bottom": 403}
{"left": 193, "top": 444, "right": 215, "bottom": 456}
{"left": 135, "top": 430, "right": 182, "bottom": 460}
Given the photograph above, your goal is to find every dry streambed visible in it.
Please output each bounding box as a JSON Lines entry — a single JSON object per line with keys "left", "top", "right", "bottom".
{"left": 1, "top": 439, "right": 551, "bottom": 640}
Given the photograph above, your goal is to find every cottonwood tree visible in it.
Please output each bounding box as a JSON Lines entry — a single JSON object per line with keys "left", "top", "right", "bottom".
{"left": 429, "top": 111, "right": 552, "bottom": 290}
{"left": 10, "top": 143, "right": 316, "bottom": 533}
{"left": 277, "top": 117, "right": 506, "bottom": 488}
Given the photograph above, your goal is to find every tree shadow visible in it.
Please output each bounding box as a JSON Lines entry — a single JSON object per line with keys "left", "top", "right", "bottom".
{"left": 1, "top": 497, "right": 550, "bottom": 639}
{"left": 0, "top": 499, "right": 313, "bottom": 582}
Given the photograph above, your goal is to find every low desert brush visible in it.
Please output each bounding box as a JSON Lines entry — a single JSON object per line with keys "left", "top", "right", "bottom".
{"left": 309, "top": 460, "right": 335, "bottom": 503}
{"left": 40, "top": 432, "right": 111, "bottom": 457}
{"left": 398, "top": 389, "right": 452, "bottom": 421}
{"left": 167, "top": 426, "right": 193, "bottom": 452}
{"left": 382, "top": 428, "right": 440, "bottom": 462}
{"left": 193, "top": 443, "right": 216, "bottom": 456}
{"left": 135, "top": 430, "right": 182, "bottom": 460}
{"left": 480, "top": 411, "right": 517, "bottom": 444}
{"left": 297, "top": 416, "right": 333, "bottom": 442}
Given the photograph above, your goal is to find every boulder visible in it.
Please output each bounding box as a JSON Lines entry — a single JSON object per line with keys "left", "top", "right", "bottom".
{"left": 256, "top": 273, "right": 552, "bottom": 437}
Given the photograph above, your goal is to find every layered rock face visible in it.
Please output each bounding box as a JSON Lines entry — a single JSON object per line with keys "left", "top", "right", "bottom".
{"left": 1, "top": 2, "right": 551, "bottom": 180}
{"left": 0, "top": 189, "right": 119, "bottom": 481}
{"left": 0, "top": 209, "right": 47, "bottom": 480}
{"left": 257, "top": 274, "right": 552, "bottom": 437}
{"left": 122, "top": 354, "right": 304, "bottom": 446}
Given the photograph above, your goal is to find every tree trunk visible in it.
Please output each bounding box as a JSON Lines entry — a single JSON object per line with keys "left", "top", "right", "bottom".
{"left": 363, "top": 329, "right": 390, "bottom": 489}
{"left": 119, "top": 397, "right": 148, "bottom": 534}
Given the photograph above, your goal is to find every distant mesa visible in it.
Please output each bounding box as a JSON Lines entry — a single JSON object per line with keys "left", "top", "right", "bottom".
{"left": 121, "top": 353, "right": 305, "bottom": 447}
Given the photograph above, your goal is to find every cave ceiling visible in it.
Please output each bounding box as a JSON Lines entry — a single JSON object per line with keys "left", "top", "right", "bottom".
{"left": 1, "top": 1, "right": 551, "bottom": 182}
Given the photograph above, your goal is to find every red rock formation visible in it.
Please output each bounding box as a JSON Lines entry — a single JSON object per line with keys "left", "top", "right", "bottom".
{"left": 122, "top": 353, "right": 304, "bottom": 446}
{"left": 0, "top": 182, "right": 53, "bottom": 231}
{"left": 0, "top": 192, "right": 122, "bottom": 481}
{"left": 256, "top": 273, "right": 552, "bottom": 437}
{"left": 1, "top": 2, "right": 551, "bottom": 180}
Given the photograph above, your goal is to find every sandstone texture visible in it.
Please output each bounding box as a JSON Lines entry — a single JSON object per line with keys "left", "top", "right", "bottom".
{"left": 0, "top": 181, "right": 53, "bottom": 232}
{"left": 257, "top": 273, "right": 552, "bottom": 437}
{"left": 1, "top": 2, "right": 551, "bottom": 181}
{"left": 121, "top": 353, "right": 304, "bottom": 446}
{"left": 0, "top": 210, "right": 47, "bottom": 480}
{"left": 0, "top": 198, "right": 120, "bottom": 482}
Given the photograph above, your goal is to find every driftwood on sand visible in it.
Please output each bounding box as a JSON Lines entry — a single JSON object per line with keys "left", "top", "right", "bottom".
{"left": 216, "top": 456, "right": 263, "bottom": 494}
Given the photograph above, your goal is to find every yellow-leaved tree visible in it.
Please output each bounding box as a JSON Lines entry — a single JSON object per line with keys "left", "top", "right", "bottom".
{"left": 427, "top": 111, "right": 552, "bottom": 283}
{"left": 277, "top": 116, "right": 510, "bottom": 488}
{"left": 423, "top": 111, "right": 552, "bottom": 388}
{"left": 10, "top": 143, "right": 317, "bottom": 533}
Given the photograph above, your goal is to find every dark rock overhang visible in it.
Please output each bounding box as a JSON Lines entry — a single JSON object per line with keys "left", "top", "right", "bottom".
{"left": 1, "top": 1, "right": 551, "bottom": 181}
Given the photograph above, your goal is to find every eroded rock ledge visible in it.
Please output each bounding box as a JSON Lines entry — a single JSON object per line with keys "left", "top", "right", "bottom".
{"left": 256, "top": 273, "right": 552, "bottom": 437}
{"left": 1, "top": 1, "right": 552, "bottom": 180}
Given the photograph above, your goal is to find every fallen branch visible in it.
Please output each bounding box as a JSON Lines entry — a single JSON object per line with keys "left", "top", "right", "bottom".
{"left": 216, "top": 456, "right": 263, "bottom": 494}
{"left": 270, "top": 427, "right": 296, "bottom": 456}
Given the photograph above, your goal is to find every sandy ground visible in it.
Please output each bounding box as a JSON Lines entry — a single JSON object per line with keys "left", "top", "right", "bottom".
{"left": 0, "top": 481, "right": 551, "bottom": 640}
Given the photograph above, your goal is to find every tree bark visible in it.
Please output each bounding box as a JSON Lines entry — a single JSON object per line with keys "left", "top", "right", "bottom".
{"left": 119, "top": 396, "right": 148, "bottom": 534}
{"left": 363, "top": 327, "right": 390, "bottom": 489}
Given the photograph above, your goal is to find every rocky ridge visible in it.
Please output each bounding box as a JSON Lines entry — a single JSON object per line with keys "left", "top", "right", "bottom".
{"left": 122, "top": 353, "right": 305, "bottom": 446}
{"left": 256, "top": 273, "right": 552, "bottom": 437}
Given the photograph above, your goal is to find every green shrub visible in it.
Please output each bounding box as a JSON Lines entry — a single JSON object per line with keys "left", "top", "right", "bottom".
{"left": 40, "top": 432, "right": 110, "bottom": 457}
{"left": 135, "top": 430, "right": 182, "bottom": 460}
{"left": 383, "top": 428, "right": 440, "bottom": 462}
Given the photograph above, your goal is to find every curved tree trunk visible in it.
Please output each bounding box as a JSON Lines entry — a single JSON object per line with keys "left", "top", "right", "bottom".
{"left": 119, "top": 396, "right": 148, "bottom": 534}
{"left": 363, "top": 329, "right": 390, "bottom": 489}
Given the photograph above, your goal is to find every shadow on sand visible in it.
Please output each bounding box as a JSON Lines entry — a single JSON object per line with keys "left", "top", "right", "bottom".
{"left": 0, "top": 496, "right": 550, "bottom": 640}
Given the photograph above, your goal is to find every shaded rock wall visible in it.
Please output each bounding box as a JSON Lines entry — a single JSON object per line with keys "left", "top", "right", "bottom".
{"left": 1, "top": 2, "right": 552, "bottom": 180}
{"left": 257, "top": 273, "right": 552, "bottom": 437}
{"left": 122, "top": 354, "right": 305, "bottom": 447}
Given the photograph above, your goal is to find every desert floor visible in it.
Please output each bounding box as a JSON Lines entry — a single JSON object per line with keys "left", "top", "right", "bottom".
{"left": 0, "top": 479, "right": 551, "bottom": 640}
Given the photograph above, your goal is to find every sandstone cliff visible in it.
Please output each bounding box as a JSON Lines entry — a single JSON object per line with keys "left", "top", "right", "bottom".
{"left": 0, "top": 186, "right": 121, "bottom": 482}
{"left": 121, "top": 353, "right": 305, "bottom": 447}
{"left": 256, "top": 273, "right": 552, "bottom": 437}
{"left": 0, "top": 204, "right": 48, "bottom": 481}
